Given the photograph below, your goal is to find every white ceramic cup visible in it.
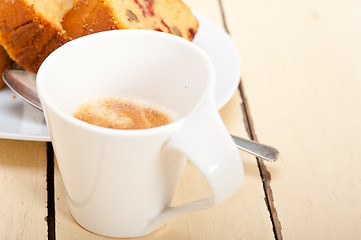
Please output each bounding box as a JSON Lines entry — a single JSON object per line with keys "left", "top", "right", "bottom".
{"left": 37, "top": 30, "right": 244, "bottom": 238}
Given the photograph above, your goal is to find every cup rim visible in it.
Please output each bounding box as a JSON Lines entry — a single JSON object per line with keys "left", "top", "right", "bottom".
{"left": 37, "top": 30, "right": 216, "bottom": 136}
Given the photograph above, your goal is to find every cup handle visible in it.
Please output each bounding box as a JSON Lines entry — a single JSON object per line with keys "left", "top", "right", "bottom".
{"left": 146, "top": 95, "right": 244, "bottom": 231}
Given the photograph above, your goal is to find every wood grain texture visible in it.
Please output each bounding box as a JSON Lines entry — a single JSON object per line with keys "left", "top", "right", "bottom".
{"left": 2, "top": 0, "right": 361, "bottom": 239}
{"left": 222, "top": 0, "right": 361, "bottom": 238}
{"left": 0, "top": 139, "right": 47, "bottom": 239}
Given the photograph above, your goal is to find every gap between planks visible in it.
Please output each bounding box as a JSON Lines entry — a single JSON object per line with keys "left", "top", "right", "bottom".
{"left": 47, "top": 142, "right": 56, "bottom": 240}
{"left": 217, "top": 0, "right": 283, "bottom": 239}
{"left": 238, "top": 80, "right": 283, "bottom": 240}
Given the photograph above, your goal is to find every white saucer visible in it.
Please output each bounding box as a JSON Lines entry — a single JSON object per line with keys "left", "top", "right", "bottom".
{"left": 0, "top": 13, "right": 241, "bottom": 142}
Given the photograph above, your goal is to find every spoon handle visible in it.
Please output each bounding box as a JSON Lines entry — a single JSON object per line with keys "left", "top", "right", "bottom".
{"left": 231, "top": 135, "right": 279, "bottom": 162}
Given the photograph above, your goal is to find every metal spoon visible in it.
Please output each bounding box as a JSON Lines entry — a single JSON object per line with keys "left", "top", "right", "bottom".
{"left": 2, "top": 69, "right": 279, "bottom": 161}
{"left": 3, "top": 70, "right": 42, "bottom": 110}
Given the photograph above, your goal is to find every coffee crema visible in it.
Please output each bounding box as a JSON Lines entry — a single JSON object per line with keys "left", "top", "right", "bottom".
{"left": 73, "top": 97, "right": 173, "bottom": 130}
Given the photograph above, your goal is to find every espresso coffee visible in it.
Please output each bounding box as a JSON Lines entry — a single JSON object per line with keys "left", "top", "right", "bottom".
{"left": 73, "top": 97, "right": 174, "bottom": 130}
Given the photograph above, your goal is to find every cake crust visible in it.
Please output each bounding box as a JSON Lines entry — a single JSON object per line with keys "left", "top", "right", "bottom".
{"left": 0, "top": 46, "right": 12, "bottom": 89}
{"left": 62, "top": 0, "right": 198, "bottom": 41}
{"left": 0, "top": 0, "right": 198, "bottom": 73}
{"left": 62, "top": 0, "right": 118, "bottom": 39}
{"left": 0, "top": 0, "right": 70, "bottom": 72}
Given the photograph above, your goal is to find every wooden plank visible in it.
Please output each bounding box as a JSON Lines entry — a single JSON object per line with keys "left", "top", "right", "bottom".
{"left": 222, "top": 0, "right": 361, "bottom": 238}
{"left": 0, "top": 139, "right": 48, "bottom": 239}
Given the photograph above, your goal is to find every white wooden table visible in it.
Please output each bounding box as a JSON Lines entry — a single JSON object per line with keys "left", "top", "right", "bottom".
{"left": 1, "top": 0, "right": 361, "bottom": 239}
